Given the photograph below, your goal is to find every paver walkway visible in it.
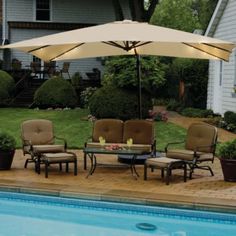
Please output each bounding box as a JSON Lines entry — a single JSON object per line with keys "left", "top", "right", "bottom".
{"left": 156, "top": 107, "right": 236, "bottom": 143}
{"left": 0, "top": 110, "right": 236, "bottom": 211}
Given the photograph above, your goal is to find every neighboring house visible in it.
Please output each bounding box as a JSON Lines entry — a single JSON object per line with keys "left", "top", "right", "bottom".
{"left": 205, "top": 0, "right": 236, "bottom": 115}
{"left": 1, "top": 0, "right": 130, "bottom": 78}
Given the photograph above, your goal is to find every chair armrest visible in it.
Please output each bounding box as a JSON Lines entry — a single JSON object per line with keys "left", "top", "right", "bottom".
{"left": 54, "top": 136, "right": 67, "bottom": 150}
{"left": 151, "top": 139, "right": 156, "bottom": 157}
{"left": 194, "top": 144, "right": 216, "bottom": 154}
{"left": 84, "top": 136, "right": 93, "bottom": 147}
{"left": 165, "top": 141, "right": 185, "bottom": 152}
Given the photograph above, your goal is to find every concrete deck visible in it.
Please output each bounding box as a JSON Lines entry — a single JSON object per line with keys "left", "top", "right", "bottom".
{"left": 1, "top": 149, "right": 236, "bottom": 212}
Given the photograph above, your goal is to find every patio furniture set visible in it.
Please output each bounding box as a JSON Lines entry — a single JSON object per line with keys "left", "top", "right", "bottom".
{"left": 20, "top": 119, "right": 218, "bottom": 184}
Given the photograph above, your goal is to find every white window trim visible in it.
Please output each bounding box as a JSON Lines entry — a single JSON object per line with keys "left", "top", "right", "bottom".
{"left": 34, "top": 0, "right": 52, "bottom": 22}
{"left": 219, "top": 60, "right": 223, "bottom": 86}
{"left": 234, "top": 51, "right": 236, "bottom": 86}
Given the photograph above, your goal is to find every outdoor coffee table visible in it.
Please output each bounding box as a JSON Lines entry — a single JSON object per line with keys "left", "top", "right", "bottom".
{"left": 83, "top": 147, "right": 146, "bottom": 179}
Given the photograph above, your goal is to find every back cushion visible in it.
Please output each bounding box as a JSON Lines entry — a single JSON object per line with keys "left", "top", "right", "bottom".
{"left": 92, "top": 119, "right": 124, "bottom": 143}
{"left": 185, "top": 123, "right": 217, "bottom": 152}
{"left": 123, "top": 120, "right": 154, "bottom": 144}
{"left": 21, "top": 119, "right": 54, "bottom": 145}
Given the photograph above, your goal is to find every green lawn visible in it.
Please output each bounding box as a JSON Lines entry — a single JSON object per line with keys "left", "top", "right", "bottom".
{"left": 0, "top": 108, "right": 186, "bottom": 149}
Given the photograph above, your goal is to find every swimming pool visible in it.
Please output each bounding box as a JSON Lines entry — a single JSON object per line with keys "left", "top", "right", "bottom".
{"left": 0, "top": 191, "right": 235, "bottom": 236}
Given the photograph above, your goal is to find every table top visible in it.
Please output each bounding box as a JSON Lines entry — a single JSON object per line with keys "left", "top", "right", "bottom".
{"left": 83, "top": 147, "right": 146, "bottom": 155}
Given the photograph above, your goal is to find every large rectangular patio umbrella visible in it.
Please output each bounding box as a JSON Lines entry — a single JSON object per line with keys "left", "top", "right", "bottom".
{"left": 2, "top": 20, "right": 235, "bottom": 118}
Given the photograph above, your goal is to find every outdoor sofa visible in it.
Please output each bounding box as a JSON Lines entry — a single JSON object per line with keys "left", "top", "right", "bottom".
{"left": 83, "top": 119, "right": 156, "bottom": 169}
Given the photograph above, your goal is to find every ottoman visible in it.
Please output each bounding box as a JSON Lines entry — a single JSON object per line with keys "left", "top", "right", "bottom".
{"left": 40, "top": 152, "right": 77, "bottom": 178}
{"left": 144, "top": 157, "right": 187, "bottom": 185}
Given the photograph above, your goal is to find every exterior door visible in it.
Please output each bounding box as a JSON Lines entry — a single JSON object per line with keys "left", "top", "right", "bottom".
{"left": 212, "top": 61, "right": 223, "bottom": 114}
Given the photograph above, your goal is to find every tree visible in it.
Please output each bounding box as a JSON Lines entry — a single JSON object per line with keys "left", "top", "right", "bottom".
{"left": 151, "top": 0, "right": 216, "bottom": 32}
{"left": 151, "top": 0, "right": 200, "bottom": 32}
{"left": 103, "top": 56, "right": 167, "bottom": 96}
{"left": 112, "top": 0, "right": 159, "bottom": 22}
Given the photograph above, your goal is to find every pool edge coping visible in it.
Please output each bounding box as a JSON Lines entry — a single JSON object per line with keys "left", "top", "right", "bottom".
{"left": 0, "top": 184, "right": 236, "bottom": 214}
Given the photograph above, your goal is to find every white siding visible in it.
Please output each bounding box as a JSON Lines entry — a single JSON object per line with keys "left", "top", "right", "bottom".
{"left": 10, "top": 28, "right": 103, "bottom": 78}
{"left": 5, "top": 0, "right": 130, "bottom": 78}
{"left": 6, "top": 0, "right": 131, "bottom": 24}
{"left": 207, "top": 0, "right": 236, "bottom": 114}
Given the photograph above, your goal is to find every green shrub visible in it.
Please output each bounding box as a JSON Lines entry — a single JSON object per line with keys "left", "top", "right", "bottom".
{"left": 180, "top": 107, "right": 213, "bottom": 118}
{"left": 218, "top": 139, "right": 236, "bottom": 159}
{"left": 89, "top": 85, "right": 152, "bottom": 120}
{"left": 80, "top": 87, "right": 97, "bottom": 108}
{"left": 0, "top": 70, "right": 15, "bottom": 106}
{"left": 0, "top": 131, "right": 16, "bottom": 151}
{"left": 224, "top": 111, "right": 236, "bottom": 126}
{"left": 34, "top": 76, "right": 78, "bottom": 108}
{"left": 152, "top": 98, "right": 170, "bottom": 106}
{"left": 166, "top": 99, "right": 184, "bottom": 112}
{"left": 71, "top": 72, "right": 82, "bottom": 89}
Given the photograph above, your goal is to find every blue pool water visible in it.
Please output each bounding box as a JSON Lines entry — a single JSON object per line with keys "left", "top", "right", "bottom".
{"left": 0, "top": 192, "right": 235, "bottom": 236}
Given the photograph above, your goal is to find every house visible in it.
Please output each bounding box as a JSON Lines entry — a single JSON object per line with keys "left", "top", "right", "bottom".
{"left": 205, "top": 0, "right": 236, "bottom": 115}
{"left": 1, "top": 0, "right": 131, "bottom": 78}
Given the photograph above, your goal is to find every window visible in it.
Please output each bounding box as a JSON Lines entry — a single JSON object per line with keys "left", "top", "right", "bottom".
{"left": 36, "top": 0, "right": 50, "bottom": 21}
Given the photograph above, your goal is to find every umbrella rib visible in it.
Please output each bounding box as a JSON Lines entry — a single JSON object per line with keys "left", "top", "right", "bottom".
{"left": 202, "top": 43, "right": 232, "bottom": 53}
{"left": 103, "top": 41, "right": 152, "bottom": 51}
{"left": 28, "top": 45, "right": 50, "bottom": 53}
{"left": 183, "top": 43, "right": 229, "bottom": 61}
{"left": 103, "top": 41, "right": 128, "bottom": 51}
{"left": 133, "top": 41, "right": 152, "bottom": 48}
{"left": 49, "top": 43, "right": 84, "bottom": 61}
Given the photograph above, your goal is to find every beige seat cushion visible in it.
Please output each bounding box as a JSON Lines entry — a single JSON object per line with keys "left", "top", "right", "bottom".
{"left": 41, "top": 152, "right": 76, "bottom": 163}
{"left": 197, "top": 153, "right": 214, "bottom": 162}
{"left": 21, "top": 119, "right": 54, "bottom": 145}
{"left": 185, "top": 123, "right": 217, "bottom": 153}
{"left": 92, "top": 119, "right": 124, "bottom": 143}
{"left": 167, "top": 149, "right": 211, "bottom": 162}
{"left": 123, "top": 120, "right": 154, "bottom": 145}
{"left": 146, "top": 157, "right": 183, "bottom": 168}
{"left": 32, "top": 145, "right": 65, "bottom": 153}
{"left": 166, "top": 149, "right": 195, "bottom": 161}
{"left": 86, "top": 142, "right": 152, "bottom": 153}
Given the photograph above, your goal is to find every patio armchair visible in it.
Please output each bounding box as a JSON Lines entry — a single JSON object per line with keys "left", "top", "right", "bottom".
{"left": 21, "top": 119, "right": 67, "bottom": 170}
{"left": 165, "top": 123, "right": 218, "bottom": 179}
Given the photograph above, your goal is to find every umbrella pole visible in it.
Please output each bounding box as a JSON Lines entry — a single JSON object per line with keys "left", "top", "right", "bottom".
{"left": 136, "top": 54, "right": 142, "bottom": 119}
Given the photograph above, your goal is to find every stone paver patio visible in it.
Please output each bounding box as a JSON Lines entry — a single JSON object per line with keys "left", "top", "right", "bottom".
{"left": 0, "top": 149, "right": 236, "bottom": 212}
{"left": 1, "top": 112, "right": 236, "bottom": 212}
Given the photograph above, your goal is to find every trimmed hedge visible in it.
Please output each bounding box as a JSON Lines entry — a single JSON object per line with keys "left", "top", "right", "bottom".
{"left": 224, "top": 111, "right": 236, "bottom": 126}
{"left": 34, "top": 76, "right": 78, "bottom": 108}
{"left": 180, "top": 107, "right": 213, "bottom": 118}
{"left": 89, "top": 85, "right": 152, "bottom": 120}
{"left": 0, "top": 70, "right": 15, "bottom": 106}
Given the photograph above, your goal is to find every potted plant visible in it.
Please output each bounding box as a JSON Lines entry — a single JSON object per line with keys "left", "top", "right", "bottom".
{"left": 218, "top": 139, "right": 236, "bottom": 182}
{"left": 0, "top": 131, "right": 16, "bottom": 170}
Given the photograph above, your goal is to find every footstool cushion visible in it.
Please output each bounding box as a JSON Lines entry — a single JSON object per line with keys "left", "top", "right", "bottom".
{"left": 40, "top": 152, "right": 77, "bottom": 178}
{"left": 144, "top": 157, "right": 187, "bottom": 185}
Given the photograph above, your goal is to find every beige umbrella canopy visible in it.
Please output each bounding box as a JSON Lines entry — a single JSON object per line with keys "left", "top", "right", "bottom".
{"left": 2, "top": 20, "right": 235, "bottom": 118}
{"left": 2, "top": 20, "right": 235, "bottom": 61}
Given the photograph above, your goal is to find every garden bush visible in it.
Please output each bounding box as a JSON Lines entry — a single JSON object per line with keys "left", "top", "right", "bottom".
{"left": 89, "top": 85, "right": 152, "bottom": 120}
{"left": 166, "top": 99, "right": 184, "bottom": 112}
{"left": 34, "top": 76, "right": 78, "bottom": 108}
{"left": 224, "top": 111, "right": 236, "bottom": 126}
{"left": 71, "top": 72, "right": 82, "bottom": 89}
{"left": 80, "top": 87, "right": 97, "bottom": 108}
{"left": 180, "top": 107, "right": 213, "bottom": 118}
{"left": 0, "top": 70, "right": 15, "bottom": 106}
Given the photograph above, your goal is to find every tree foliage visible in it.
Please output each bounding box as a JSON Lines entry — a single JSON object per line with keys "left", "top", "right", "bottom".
{"left": 103, "top": 56, "right": 167, "bottom": 96}
{"left": 112, "top": 0, "right": 159, "bottom": 22}
{"left": 151, "top": 0, "right": 216, "bottom": 32}
{"left": 170, "top": 58, "right": 209, "bottom": 108}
